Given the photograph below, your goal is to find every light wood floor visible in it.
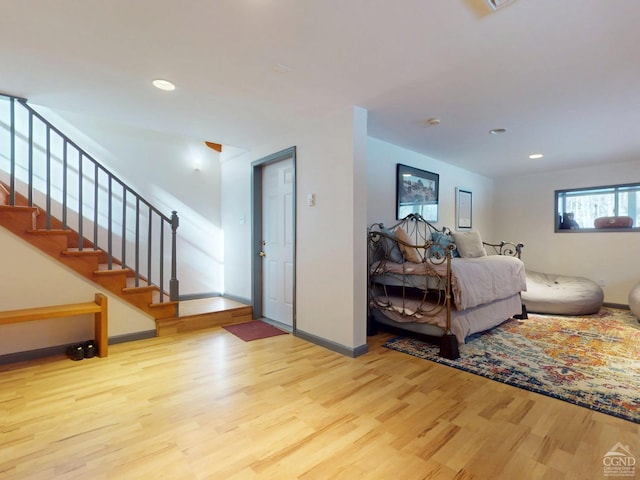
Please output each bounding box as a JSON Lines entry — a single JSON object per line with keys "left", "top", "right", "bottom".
{"left": 0, "top": 328, "right": 637, "bottom": 480}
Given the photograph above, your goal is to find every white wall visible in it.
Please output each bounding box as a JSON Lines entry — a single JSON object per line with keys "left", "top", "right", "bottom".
{"left": 494, "top": 159, "right": 640, "bottom": 304}
{"left": 0, "top": 228, "right": 155, "bottom": 355}
{"left": 35, "top": 106, "right": 224, "bottom": 296}
{"left": 222, "top": 107, "right": 368, "bottom": 352}
{"left": 220, "top": 147, "right": 252, "bottom": 300}
{"left": 367, "top": 137, "right": 495, "bottom": 237}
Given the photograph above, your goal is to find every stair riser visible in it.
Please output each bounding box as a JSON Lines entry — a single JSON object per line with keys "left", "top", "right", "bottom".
{"left": 59, "top": 255, "right": 101, "bottom": 277}
{"left": 121, "top": 291, "right": 156, "bottom": 309}
{"left": 150, "top": 303, "right": 180, "bottom": 320}
{"left": 156, "top": 307, "right": 253, "bottom": 335}
{"left": 0, "top": 209, "right": 38, "bottom": 232}
{"left": 25, "top": 234, "right": 70, "bottom": 254}
{"left": 93, "top": 274, "right": 129, "bottom": 295}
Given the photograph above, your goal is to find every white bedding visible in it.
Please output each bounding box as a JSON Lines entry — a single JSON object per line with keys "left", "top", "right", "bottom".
{"left": 371, "top": 255, "right": 526, "bottom": 310}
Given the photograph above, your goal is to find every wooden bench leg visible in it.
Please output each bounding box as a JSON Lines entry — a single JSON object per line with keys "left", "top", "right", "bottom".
{"left": 94, "top": 293, "right": 108, "bottom": 358}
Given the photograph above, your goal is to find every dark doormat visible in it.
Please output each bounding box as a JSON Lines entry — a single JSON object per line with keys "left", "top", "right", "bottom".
{"left": 223, "top": 320, "right": 289, "bottom": 342}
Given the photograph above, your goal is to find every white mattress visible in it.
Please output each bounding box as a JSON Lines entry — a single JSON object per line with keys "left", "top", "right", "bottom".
{"left": 370, "top": 293, "right": 523, "bottom": 344}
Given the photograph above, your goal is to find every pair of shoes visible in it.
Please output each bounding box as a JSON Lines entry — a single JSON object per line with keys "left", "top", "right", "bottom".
{"left": 65, "top": 340, "right": 96, "bottom": 361}
{"left": 66, "top": 344, "right": 85, "bottom": 361}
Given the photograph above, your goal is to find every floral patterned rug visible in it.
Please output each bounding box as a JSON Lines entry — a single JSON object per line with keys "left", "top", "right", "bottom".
{"left": 383, "top": 307, "right": 640, "bottom": 423}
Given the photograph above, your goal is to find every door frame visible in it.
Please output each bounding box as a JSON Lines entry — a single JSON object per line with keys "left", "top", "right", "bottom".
{"left": 251, "top": 146, "right": 296, "bottom": 331}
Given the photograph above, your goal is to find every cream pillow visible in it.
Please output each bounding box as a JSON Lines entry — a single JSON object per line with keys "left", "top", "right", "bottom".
{"left": 452, "top": 231, "right": 487, "bottom": 258}
{"left": 395, "top": 227, "right": 422, "bottom": 263}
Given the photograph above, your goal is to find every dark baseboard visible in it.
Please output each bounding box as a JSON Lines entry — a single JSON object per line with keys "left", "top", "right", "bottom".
{"left": 295, "top": 329, "right": 368, "bottom": 358}
{"left": 222, "top": 294, "right": 251, "bottom": 305}
{"left": 603, "top": 302, "right": 630, "bottom": 310}
{"left": 108, "top": 330, "right": 156, "bottom": 345}
{"left": 0, "top": 330, "right": 156, "bottom": 365}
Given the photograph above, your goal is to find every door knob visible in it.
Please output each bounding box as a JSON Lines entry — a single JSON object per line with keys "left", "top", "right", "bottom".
{"left": 259, "top": 251, "right": 266, "bottom": 257}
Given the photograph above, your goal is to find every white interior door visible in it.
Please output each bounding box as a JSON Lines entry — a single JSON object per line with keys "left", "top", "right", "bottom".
{"left": 261, "top": 157, "right": 294, "bottom": 326}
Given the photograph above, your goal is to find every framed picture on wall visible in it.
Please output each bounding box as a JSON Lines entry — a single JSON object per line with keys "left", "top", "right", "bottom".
{"left": 456, "top": 187, "right": 472, "bottom": 230}
{"left": 396, "top": 164, "right": 439, "bottom": 221}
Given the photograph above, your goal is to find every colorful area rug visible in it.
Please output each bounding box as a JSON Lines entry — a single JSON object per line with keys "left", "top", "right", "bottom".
{"left": 383, "top": 308, "right": 640, "bottom": 423}
{"left": 223, "top": 320, "right": 288, "bottom": 342}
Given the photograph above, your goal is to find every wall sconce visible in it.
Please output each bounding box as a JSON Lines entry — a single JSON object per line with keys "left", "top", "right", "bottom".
{"left": 193, "top": 159, "right": 202, "bottom": 171}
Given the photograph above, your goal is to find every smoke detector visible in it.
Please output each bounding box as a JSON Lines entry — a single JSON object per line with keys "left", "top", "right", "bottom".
{"left": 486, "top": 0, "right": 517, "bottom": 11}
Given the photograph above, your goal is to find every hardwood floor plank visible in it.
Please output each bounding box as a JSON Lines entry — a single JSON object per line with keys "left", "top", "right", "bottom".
{"left": 0, "top": 328, "right": 638, "bottom": 479}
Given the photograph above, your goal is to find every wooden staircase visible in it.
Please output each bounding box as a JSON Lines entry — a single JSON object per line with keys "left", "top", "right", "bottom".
{"left": 0, "top": 183, "right": 178, "bottom": 321}
{"left": 0, "top": 94, "right": 254, "bottom": 336}
{"left": 0, "top": 183, "right": 254, "bottom": 334}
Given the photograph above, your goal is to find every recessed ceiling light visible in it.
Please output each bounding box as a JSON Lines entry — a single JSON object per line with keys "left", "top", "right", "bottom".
{"left": 152, "top": 79, "right": 176, "bottom": 91}
{"left": 489, "top": 128, "right": 507, "bottom": 135}
{"left": 529, "top": 153, "right": 544, "bottom": 159}
{"left": 419, "top": 118, "right": 441, "bottom": 127}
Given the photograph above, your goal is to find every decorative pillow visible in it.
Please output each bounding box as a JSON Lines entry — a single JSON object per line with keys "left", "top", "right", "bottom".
{"left": 379, "top": 227, "right": 404, "bottom": 263}
{"left": 452, "top": 231, "right": 487, "bottom": 258}
{"left": 594, "top": 216, "right": 633, "bottom": 229}
{"left": 430, "top": 231, "right": 459, "bottom": 258}
{"left": 395, "top": 227, "right": 422, "bottom": 263}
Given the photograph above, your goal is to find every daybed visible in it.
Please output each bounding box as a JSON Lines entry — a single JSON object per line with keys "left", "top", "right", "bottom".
{"left": 368, "top": 214, "right": 526, "bottom": 359}
{"left": 521, "top": 270, "right": 603, "bottom": 315}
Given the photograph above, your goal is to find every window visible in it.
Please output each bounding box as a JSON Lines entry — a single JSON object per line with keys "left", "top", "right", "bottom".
{"left": 555, "top": 183, "right": 640, "bottom": 232}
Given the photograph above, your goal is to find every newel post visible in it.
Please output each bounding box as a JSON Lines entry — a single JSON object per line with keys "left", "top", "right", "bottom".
{"left": 170, "top": 210, "right": 179, "bottom": 302}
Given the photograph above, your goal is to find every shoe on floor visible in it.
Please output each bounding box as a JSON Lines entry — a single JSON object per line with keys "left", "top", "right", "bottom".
{"left": 66, "top": 344, "right": 84, "bottom": 361}
{"left": 83, "top": 340, "right": 96, "bottom": 359}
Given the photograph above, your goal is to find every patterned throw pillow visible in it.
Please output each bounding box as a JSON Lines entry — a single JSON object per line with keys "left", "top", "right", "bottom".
{"left": 430, "top": 231, "right": 459, "bottom": 259}
{"left": 379, "top": 227, "right": 404, "bottom": 263}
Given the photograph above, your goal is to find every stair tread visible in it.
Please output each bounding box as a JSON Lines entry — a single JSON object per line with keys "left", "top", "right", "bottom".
{"left": 178, "top": 297, "right": 251, "bottom": 316}
{"left": 122, "top": 285, "right": 156, "bottom": 293}
{"left": 62, "top": 248, "right": 103, "bottom": 256}
{"left": 94, "top": 266, "right": 131, "bottom": 275}
{"left": 151, "top": 300, "right": 179, "bottom": 308}
{"left": 27, "top": 228, "right": 73, "bottom": 235}
{"left": 0, "top": 204, "right": 38, "bottom": 211}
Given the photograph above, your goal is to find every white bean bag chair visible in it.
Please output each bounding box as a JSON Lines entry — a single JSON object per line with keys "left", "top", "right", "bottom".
{"left": 629, "top": 281, "right": 640, "bottom": 320}
{"left": 522, "top": 270, "right": 604, "bottom": 315}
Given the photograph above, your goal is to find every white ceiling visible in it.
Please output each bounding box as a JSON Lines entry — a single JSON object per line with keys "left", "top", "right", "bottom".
{"left": 2, "top": 0, "right": 639, "bottom": 178}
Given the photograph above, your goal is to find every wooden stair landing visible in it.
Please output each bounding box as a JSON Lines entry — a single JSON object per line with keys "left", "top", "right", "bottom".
{"left": 156, "top": 297, "right": 253, "bottom": 336}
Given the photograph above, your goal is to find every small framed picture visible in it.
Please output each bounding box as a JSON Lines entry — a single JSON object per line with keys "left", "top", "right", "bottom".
{"left": 396, "top": 164, "right": 439, "bottom": 221}
{"left": 456, "top": 188, "right": 472, "bottom": 230}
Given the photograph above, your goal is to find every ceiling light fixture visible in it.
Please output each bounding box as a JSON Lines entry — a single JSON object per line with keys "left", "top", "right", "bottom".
{"left": 420, "top": 118, "right": 441, "bottom": 127}
{"left": 486, "top": 0, "right": 517, "bottom": 11}
{"left": 152, "top": 79, "right": 176, "bottom": 91}
{"left": 529, "top": 153, "right": 544, "bottom": 159}
{"left": 489, "top": 128, "right": 507, "bottom": 135}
